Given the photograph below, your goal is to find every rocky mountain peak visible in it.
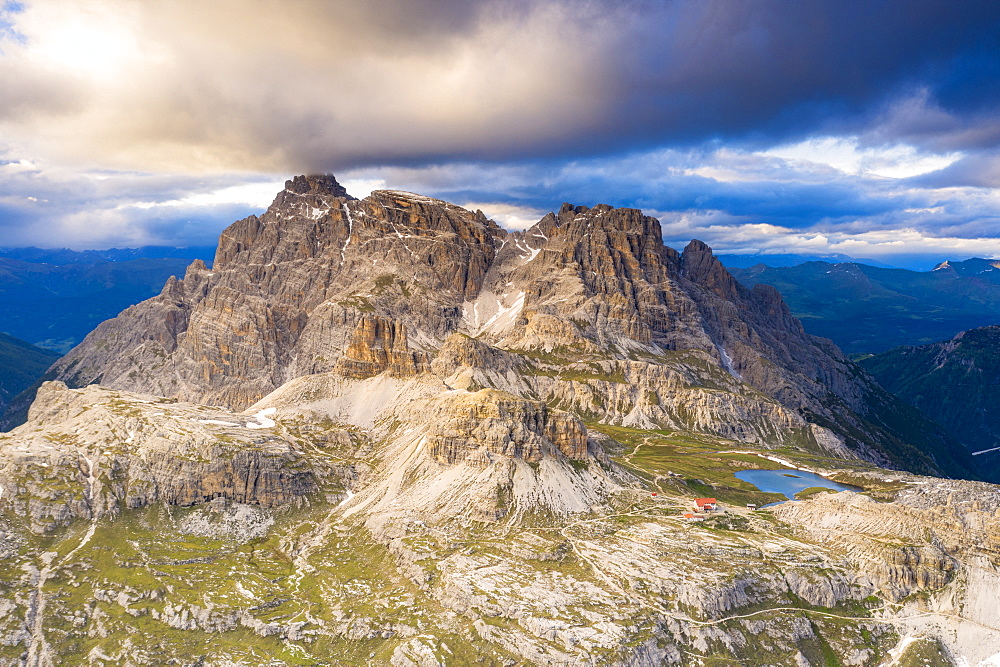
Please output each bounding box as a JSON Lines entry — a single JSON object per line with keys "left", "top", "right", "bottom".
{"left": 283, "top": 173, "right": 353, "bottom": 198}
{"left": 558, "top": 202, "right": 588, "bottom": 215}
{"left": 931, "top": 257, "right": 1000, "bottom": 277}
{"left": 37, "top": 177, "right": 977, "bottom": 481}
{"left": 680, "top": 238, "right": 741, "bottom": 300}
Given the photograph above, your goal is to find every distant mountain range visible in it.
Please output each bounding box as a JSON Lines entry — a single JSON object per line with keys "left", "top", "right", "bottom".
{"left": 859, "top": 325, "right": 1000, "bottom": 481}
{"left": 0, "top": 245, "right": 217, "bottom": 265}
{"left": 730, "top": 258, "right": 1000, "bottom": 354}
{"left": 0, "top": 247, "right": 214, "bottom": 354}
{"left": 717, "top": 252, "right": 895, "bottom": 269}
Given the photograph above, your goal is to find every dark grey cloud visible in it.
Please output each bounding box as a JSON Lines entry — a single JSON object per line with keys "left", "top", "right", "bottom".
{"left": 1, "top": 0, "right": 999, "bottom": 263}
{"left": 1, "top": 0, "right": 998, "bottom": 172}
{"left": 360, "top": 150, "right": 923, "bottom": 228}
{"left": 911, "top": 151, "right": 1000, "bottom": 189}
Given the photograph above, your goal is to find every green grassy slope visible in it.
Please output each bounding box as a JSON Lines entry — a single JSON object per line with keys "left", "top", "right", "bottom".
{"left": 859, "top": 326, "right": 1000, "bottom": 480}
{"left": 0, "top": 332, "right": 59, "bottom": 414}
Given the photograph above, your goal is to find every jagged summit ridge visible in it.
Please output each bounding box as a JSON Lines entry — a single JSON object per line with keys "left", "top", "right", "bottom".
{"left": 36, "top": 175, "right": 974, "bottom": 477}
{"left": 284, "top": 173, "right": 354, "bottom": 198}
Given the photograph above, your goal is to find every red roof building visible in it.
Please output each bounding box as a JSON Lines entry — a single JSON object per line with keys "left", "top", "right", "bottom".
{"left": 694, "top": 498, "right": 718, "bottom": 511}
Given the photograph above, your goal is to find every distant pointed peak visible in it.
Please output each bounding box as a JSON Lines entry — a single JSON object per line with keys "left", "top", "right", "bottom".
{"left": 680, "top": 239, "right": 743, "bottom": 299}
{"left": 683, "top": 239, "right": 713, "bottom": 255}
{"left": 932, "top": 260, "right": 952, "bottom": 271}
{"left": 284, "top": 174, "right": 353, "bottom": 199}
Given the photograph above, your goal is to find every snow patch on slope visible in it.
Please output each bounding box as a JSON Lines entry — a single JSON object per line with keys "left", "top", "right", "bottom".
{"left": 246, "top": 407, "right": 277, "bottom": 429}
{"left": 462, "top": 290, "right": 526, "bottom": 336}
{"left": 716, "top": 344, "right": 743, "bottom": 380}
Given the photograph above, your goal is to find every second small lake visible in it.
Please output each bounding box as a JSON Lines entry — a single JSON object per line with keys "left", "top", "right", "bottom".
{"left": 734, "top": 468, "right": 859, "bottom": 500}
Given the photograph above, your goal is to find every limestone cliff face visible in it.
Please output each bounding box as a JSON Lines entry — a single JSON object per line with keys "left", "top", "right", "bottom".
{"left": 0, "top": 382, "right": 320, "bottom": 533}
{"left": 421, "top": 389, "right": 587, "bottom": 466}
{"left": 334, "top": 315, "right": 431, "bottom": 379}
{"left": 41, "top": 175, "right": 972, "bottom": 477}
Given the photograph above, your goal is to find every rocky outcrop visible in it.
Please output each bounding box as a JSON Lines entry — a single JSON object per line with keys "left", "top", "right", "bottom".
{"left": 680, "top": 239, "right": 743, "bottom": 301}
{"left": 0, "top": 382, "right": 319, "bottom": 533}
{"left": 773, "top": 483, "right": 999, "bottom": 601}
{"left": 422, "top": 389, "right": 587, "bottom": 465}
{"left": 334, "top": 315, "right": 431, "bottom": 379}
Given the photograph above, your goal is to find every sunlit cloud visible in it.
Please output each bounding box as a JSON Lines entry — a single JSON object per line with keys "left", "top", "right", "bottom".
{"left": 458, "top": 202, "right": 549, "bottom": 230}
{"left": 762, "top": 137, "right": 963, "bottom": 179}
{"left": 131, "top": 180, "right": 285, "bottom": 211}
{"left": 0, "top": 0, "right": 997, "bottom": 264}
{"left": 17, "top": 3, "right": 150, "bottom": 81}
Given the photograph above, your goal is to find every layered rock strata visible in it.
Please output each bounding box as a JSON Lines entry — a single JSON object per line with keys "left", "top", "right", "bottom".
{"left": 334, "top": 315, "right": 431, "bottom": 379}
{"left": 422, "top": 389, "right": 587, "bottom": 465}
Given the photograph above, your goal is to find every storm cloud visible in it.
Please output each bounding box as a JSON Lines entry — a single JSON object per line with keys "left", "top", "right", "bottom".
{"left": 2, "top": 0, "right": 999, "bottom": 171}
{"left": 1, "top": 0, "right": 999, "bottom": 263}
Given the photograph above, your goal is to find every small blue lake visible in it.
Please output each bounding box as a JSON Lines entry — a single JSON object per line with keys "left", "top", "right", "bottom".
{"left": 734, "top": 468, "right": 859, "bottom": 500}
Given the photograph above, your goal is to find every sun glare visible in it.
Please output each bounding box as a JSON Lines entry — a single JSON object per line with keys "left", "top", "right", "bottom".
{"left": 23, "top": 7, "right": 141, "bottom": 80}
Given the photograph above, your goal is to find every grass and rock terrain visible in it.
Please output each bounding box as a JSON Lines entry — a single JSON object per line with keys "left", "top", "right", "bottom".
{"left": 0, "top": 378, "right": 997, "bottom": 665}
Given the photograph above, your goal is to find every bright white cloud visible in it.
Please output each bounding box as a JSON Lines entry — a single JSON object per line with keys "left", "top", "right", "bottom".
{"left": 762, "top": 137, "right": 963, "bottom": 179}
{"left": 459, "top": 202, "right": 548, "bottom": 230}
{"left": 18, "top": 3, "right": 150, "bottom": 80}
{"left": 339, "top": 178, "right": 387, "bottom": 200}
{"left": 1, "top": 159, "right": 38, "bottom": 174}
{"left": 132, "top": 180, "right": 285, "bottom": 211}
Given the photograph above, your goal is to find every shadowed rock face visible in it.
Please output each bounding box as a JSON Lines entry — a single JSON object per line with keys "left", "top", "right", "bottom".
{"left": 41, "top": 175, "right": 975, "bottom": 478}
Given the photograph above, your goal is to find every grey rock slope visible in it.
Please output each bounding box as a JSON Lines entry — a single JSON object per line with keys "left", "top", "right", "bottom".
{"left": 0, "top": 375, "right": 998, "bottom": 666}
{"left": 42, "top": 175, "right": 972, "bottom": 478}
{"left": 0, "top": 333, "right": 58, "bottom": 417}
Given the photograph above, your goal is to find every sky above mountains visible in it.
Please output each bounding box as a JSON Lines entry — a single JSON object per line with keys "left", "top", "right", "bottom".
{"left": 1, "top": 0, "right": 998, "bottom": 268}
